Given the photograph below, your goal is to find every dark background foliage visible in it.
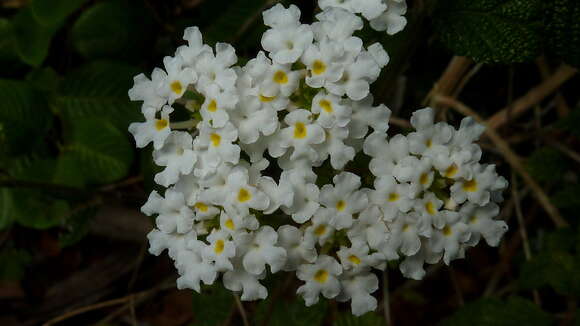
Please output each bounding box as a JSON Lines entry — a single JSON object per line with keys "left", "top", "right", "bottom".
{"left": 0, "top": 0, "right": 579, "bottom": 325}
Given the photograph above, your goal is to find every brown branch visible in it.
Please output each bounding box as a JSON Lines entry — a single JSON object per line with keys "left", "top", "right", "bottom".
{"left": 423, "top": 56, "right": 473, "bottom": 107}
{"left": 434, "top": 95, "right": 569, "bottom": 228}
{"left": 487, "top": 64, "right": 577, "bottom": 130}
{"left": 536, "top": 57, "right": 570, "bottom": 117}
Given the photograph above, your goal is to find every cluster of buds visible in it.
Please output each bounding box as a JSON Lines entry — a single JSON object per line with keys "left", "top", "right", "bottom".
{"left": 128, "top": 0, "right": 508, "bottom": 316}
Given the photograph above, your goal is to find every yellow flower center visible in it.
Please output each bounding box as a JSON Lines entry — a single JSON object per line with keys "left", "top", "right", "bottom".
{"left": 312, "top": 60, "right": 326, "bottom": 75}
{"left": 348, "top": 255, "right": 361, "bottom": 265}
{"left": 314, "top": 269, "right": 329, "bottom": 283}
{"left": 425, "top": 201, "right": 436, "bottom": 215}
{"left": 319, "top": 99, "right": 333, "bottom": 113}
{"left": 419, "top": 172, "right": 429, "bottom": 185}
{"left": 225, "top": 218, "right": 235, "bottom": 230}
{"left": 336, "top": 200, "right": 346, "bottom": 212}
{"left": 469, "top": 215, "right": 478, "bottom": 224}
{"left": 273, "top": 70, "right": 288, "bottom": 84}
{"left": 402, "top": 224, "right": 410, "bottom": 232}
{"left": 314, "top": 224, "right": 327, "bottom": 236}
{"left": 445, "top": 164, "right": 458, "bottom": 178}
{"left": 462, "top": 179, "right": 478, "bottom": 192}
{"left": 259, "top": 94, "right": 275, "bottom": 102}
{"left": 443, "top": 225, "right": 452, "bottom": 236}
{"left": 210, "top": 133, "right": 221, "bottom": 147}
{"left": 195, "top": 202, "right": 209, "bottom": 212}
{"left": 294, "top": 122, "right": 307, "bottom": 139}
{"left": 425, "top": 139, "right": 432, "bottom": 148}
{"left": 170, "top": 81, "right": 183, "bottom": 95}
{"left": 155, "top": 119, "right": 168, "bottom": 131}
{"left": 208, "top": 99, "right": 218, "bottom": 112}
{"left": 388, "top": 192, "right": 399, "bottom": 202}
{"left": 214, "top": 239, "right": 225, "bottom": 254}
{"left": 237, "top": 188, "right": 252, "bottom": 202}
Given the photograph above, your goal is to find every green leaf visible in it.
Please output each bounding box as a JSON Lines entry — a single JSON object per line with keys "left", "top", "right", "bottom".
{"left": 69, "top": 0, "right": 155, "bottom": 60}
{"left": 255, "top": 297, "right": 328, "bottom": 326}
{"left": 0, "top": 248, "right": 31, "bottom": 280}
{"left": 440, "top": 297, "right": 553, "bottom": 326}
{"left": 12, "top": 7, "right": 60, "bottom": 67}
{"left": 56, "top": 61, "right": 141, "bottom": 131}
{"left": 0, "top": 188, "right": 15, "bottom": 230}
{"left": 555, "top": 108, "right": 580, "bottom": 137}
{"left": 552, "top": 184, "right": 580, "bottom": 210}
{"left": 0, "top": 79, "right": 52, "bottom": 155}
{"left": 0, "top": 19, "right": 19, "bottom": 65}
{"left": 434, "top": 0, "right": 543, "bottom": 64}
{"left": 334, "top": 312, "right": 385, "bottom": 326}
{"left": 31, "top": 0, "right": 87, "bottom": 26}
{"left": 546, "top": 0, "right": 580, "bottom": 68}
{"left": 26, "top": 67, "right": 60, "bottom": 93}
{"left": 64, "top": 119, "right": 133, "bottom": 185}
{"left": 191, "top": 285, "right": 233, "bottom": 326}
{"left": 202, "top": 0, "right": 269, "bottom": 46}
{"left": 526, "top": 146, "right": 568, "bottom": 183}
{"left": 59, "top": 206, "right": 97, "bottom": 248}
{"left": 13, "top": 190, "right": 70, "bottom": 229}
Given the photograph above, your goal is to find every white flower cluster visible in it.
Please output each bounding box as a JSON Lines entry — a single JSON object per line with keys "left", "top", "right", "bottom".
{"left": 128, "top": 1, "right": 508, "bottom": 316}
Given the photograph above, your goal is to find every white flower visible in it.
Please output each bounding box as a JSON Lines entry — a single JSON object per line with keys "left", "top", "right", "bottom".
{"left": 153, "top": 131, "right": 197, "bottom": 187}
{"left": 262, "top": 23, "right": 313, "bottom": 64}
{"left": 429, "top": 211, "right": 470, "bottom": 265}
{"left": 128, "top": 73, "right": 166, "bottom": 110}
{"left": 348, "top": 206, "right": 388, "bottom": 250}
{"left": 370, "top": 175, "right": 414, "bottom": 221}
{"left": 399, "top": 239, "right": 442, "bottom": 280}
{"left": 370, "top": 0, "right": 408, "bottom": 35}
{"left": 258, "top": 176, "right": 294, "bottom": 214}
{"left": 199, "top": 83, "right": 238, "bottom": 128}
{"left": 319, "top": 0, "right": 387, "bottom": 20}
{"left": 311, "top": 91, "right": 351, "bottom": 128}
{"left": 222, "top": 167, "right": 270, "bottom": 216}
{"left": 141, "top": 189, "right": 194, "bottom": 234}
{"left": 325, "top": 51, "right": 380, "bottom": 100}
{"left": 262, "top": 4, "right": 301, "bottom": 29}
{"left": 230, "top": 96, "right": 279, "bottom": 144}
{"left": 319, "top": 172, "right": 368, "bottom": 229}
{"left": 156, "top": 56, "right": 197, "bottom": 104}
{"left": 223, "top": 261, "right": 268, "bottom": 301}
{"left": 195, "top": 43, "right": 238, "bottom": 91}
{"left": 202, "top": 229, "right": 236, "bottom": 271}
{"left": 195, "top": 121, "right": 240, "bottom": 170}
{"left": 348, "top": 95, "right": 391, "bottom": 139}
{"left": 364, "top": 133, "right": 409, "bottom": 177}
{"left": 392, "top": 156, "right": 434, "bottom": 197}
{"left": 336, "top": 271, "right": 379, "bottom": 316}
{"left": 414, "top": 192, "right": 444, "bottom": 228}
{"left": 297, "top": 255, "right": 342, "bottom": 306}
{"left": 176, "top": 26, "right": 212, "bottom": 66}
{"left": 277, "top": 225, "right": 317, "bottom": 271}
{"left": 381, "top": 212, "right": 430, "bottom": 259}
{"left": 175, "top": 248, "right": 217, "bottom": 292}
{"left": 302, "top": 39, "right": 344, "bottom": 88}
{"left": 277, "top": 109, "right": 325, "bottom": 161}
{"left": 337, "top": 242, "right": 384, "bottom": 272}
{"left": 460, "top": 203, "right": 508, "bottom": 247}
{"left": 280, "top": 168, "right": 320, "bottom": 223}
{"left": 306, "top": 208, "right": 336, "bottom": 245}
{"left": 237, "top": 226, "right": 287, "bottom": 275}
{"left": 259, "top": 62, "right": 300, "bottom": 97}
{"left": 219, "top": 210, "right": 259, "bottom": 235}
{"left": 450, "top": 164, "right": 508, "bottom": 206}
{"left": 128, "top": 106, "right": 173, "bottom": 150}
{"left": 312, "top": 8, "right": 363, "bottom": 41}
{"left": 313, "top": 126, "right": 355, "bottom": 169}
{"left": 147, "top": 228, "right": 197, "bottom": 260}
{"left": 367, "top": 42, "right": 390, "bottom": 68}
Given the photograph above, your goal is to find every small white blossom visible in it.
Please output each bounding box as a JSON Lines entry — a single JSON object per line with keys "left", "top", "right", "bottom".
{"left": 297, "top": 255, "right": 343, "bottom": 306}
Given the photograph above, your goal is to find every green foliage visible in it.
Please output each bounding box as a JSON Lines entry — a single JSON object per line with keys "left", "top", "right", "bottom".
{"left": 0, "top": 79, "right": 51, "bottom": 155}
{"left": 56, "top": 61, "right": 141, "bottom": 131}
{"left": 70, "top": 0, "right": 155, "bottom": 60}
{"left": 546, "top": 0, "right": 580, "bottom": 68}
{"left": 334, "top": 312, "right": 385, "bottom": 326}
{"left": 190, "top": 286, "right": 233, "bottom": 326}
{"left": 202, "top": 0, "right": 269, "bottom": 46}
{"left": 63, "top": 119, "right": 133, "bottom": 185}
{"left": 555, "top": 108, "right": 580, "bottom": 137}
{"left": 440, "top": 296, "right": 553, "bottom": 326}
{"left": 519, "top": 228, "right": 580, "bottom": 297}
{"left": 552, "top": 184, "right": 580, "bottom": 210}
{"left": 0, "top": 248, "right": 32, "bottom": 280}
{"left": 12, "top": 189, "right": 70, "bottom": 229}
{"left": 255, "top": 297, "right": 328, "bottom": 326}
{"left": 526, "top": 147, "right": 568, "bottom": 183}
{"left": 0, "top": 188, "right": 16, "bottom": 230}
{"left": 12, "top": 7, "right": 60, "bottom": 67}
{"left": 31, "top": 0, "right": 87, "bottom": 26}
{"left": 59, "top": 206, "right": 97, "bottom": 247}
{"left": 434, "top": 0, "right": 543, "bottom": 64}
